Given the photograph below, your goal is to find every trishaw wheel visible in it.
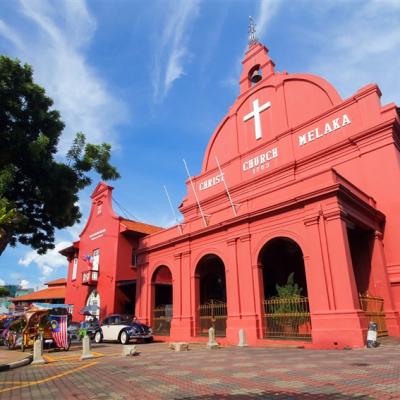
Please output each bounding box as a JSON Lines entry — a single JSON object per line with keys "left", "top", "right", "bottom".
{"left": 64, "top": 338, "right": 71, "bottom": 351}
{"left": 7, "top": 337, "right": 14, "bottom": 350}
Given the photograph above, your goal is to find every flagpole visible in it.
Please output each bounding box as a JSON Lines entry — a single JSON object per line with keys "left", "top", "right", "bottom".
{"left": 215, "top": 156, "right": 238, "bottom": 217}
{"left": 163, "top": 185, "right": 183, "bottom": 235}
{"left": 182, "top": 159, "right": 208, "bottom": 227}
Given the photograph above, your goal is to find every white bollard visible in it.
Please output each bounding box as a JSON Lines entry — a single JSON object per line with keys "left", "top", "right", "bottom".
{"left": 366, "top": 321, "right": 378, "bottom": 348}
{"left": 237, "top": 329, "right": 248, "bottom": 347}
{"left": 122, "top": 345, "right": 138, "bottom": 356}
{"left": 80, "top": 335, "right": 95, "bottom": 360}
{"left": 31, "top": 339, "right": 46, "bottom": 365}
{"left": 207, "top": 327, "right": 219, "bottom": 349}
{"left": 169, "top": 342, "right": 189, "bottom": 351}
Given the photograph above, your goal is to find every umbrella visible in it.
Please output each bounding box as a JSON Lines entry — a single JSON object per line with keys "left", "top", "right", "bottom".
{"left": 79, "top": 305, "right": 100, "bottom": 315}
{"left": 82, "top": 311, "right": 93, "bottom": 317}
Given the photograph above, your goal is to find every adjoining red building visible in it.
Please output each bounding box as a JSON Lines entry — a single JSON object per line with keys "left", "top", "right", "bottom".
{"left": 60, "top": 183, "right": 162, "bottom": 321}
{"left": 62, "top": 36, "right": 400, "bottom": 349}
{"left": 12, "top": 278, "right": 67, "bottom": 309}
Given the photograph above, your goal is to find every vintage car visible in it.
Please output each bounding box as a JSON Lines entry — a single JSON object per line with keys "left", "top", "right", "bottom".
{"left": 94, "top": 314, "right": 153, "bottom": 344}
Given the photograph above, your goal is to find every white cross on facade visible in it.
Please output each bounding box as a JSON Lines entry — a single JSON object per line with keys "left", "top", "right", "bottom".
{"left": 243, "top": 99, "right": 271, "bottom": 140}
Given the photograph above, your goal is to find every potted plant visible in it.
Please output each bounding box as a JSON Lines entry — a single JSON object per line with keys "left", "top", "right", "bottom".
{"left": 270, "top": 273, "right": 309, "bottom": 336}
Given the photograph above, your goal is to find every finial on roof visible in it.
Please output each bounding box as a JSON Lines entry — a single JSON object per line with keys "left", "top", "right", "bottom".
{"left": 248, "top": 16, "right": 258, "bottom": 48}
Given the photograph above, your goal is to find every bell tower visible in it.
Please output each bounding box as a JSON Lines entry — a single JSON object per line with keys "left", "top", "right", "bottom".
{"left": 239, "top": 16, "right": 275, "bottom": 95}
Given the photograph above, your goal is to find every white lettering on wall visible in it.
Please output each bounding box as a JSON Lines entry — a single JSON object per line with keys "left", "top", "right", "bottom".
{"left": 89, "top": 228, "right": 106, "bottom": 240}
{"left": 199, "top": 173, "right": 224, "bottom": 191}
{"left": 298, "top": 114, "right": 351, "bottom": 146}
{"left": 242, "top": 147, "right": 278, "bottom": 174}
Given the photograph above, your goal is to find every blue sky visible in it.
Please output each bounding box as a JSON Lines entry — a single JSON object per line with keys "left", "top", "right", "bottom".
{"left": 1, "top": 0, "right": 400, "bottom": 290}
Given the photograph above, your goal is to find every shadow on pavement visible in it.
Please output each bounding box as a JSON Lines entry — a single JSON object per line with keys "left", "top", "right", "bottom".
{"left": 179, "top": 391, "right": 369, "bottom": 399}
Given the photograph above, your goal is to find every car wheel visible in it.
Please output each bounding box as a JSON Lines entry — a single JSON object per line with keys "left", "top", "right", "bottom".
{"left": 94, "top": 331, "right": 102, "bottom": 343}
{"left": 120, "top": 330, "right": 129, "bottom": 345}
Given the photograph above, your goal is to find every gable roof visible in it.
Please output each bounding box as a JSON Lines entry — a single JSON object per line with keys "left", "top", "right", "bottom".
{"left": 91, "top": 181, "right": 113, "bottom": 198}
{"left": 45, "top": 278, "right": 66, "bottom": 287}
{"left": 12, "top": 286, "right": 65, "bottom": 302}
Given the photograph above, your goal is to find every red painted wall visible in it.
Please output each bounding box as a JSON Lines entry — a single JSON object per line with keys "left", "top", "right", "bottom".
{"left": 64, "top": 183, "right": 136, "bottom": 321}
{"left": 135, "top": 42, "right": 400, "bottom": 348}
{"left": 64, "top": 41, "right": 400, "bottom": 349}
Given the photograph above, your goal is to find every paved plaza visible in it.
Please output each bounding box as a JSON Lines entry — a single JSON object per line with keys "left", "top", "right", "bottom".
{"left": 0, "top": 340, "right": 399, "bottom": 399}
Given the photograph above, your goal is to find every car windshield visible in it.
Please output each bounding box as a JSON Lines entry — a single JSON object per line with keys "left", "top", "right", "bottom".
{"left": 119, "top": 315, "right": 133, "bottom": 324}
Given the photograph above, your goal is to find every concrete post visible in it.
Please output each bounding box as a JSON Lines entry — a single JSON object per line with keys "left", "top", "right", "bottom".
{"left": 207, "top": 327, "right": 219, "bottom": 349}
{"left": 237, "top": 329, "right": 248, "bottom": 347}
{"left": 31, "top": 339, "right": 46, "bottom": 365}
{"left": 80, "top": 335, "right": 95, "bottom": 360}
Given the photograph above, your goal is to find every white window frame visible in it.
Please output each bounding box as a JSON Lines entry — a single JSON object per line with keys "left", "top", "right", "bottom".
{"left": 92, "top": 249, "right": 100, "bottom": 271}
{"left": 86, "top": 290, "right": 100, "bottom": 320}
{"left": 72, "top": 257, "right": 78, "bottom": 281}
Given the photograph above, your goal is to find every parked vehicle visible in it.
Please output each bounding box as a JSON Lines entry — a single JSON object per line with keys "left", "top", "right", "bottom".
{"left": 68, "top": 320, "right": 100, "bottom": 341}
{"left": 67, "top": 321, "right": 82, "bottom": 343}
{"left": 0, "top": 314, "right": 22, "bottom": 346}
{"left": 5, "top": 315, "right": 25, "bottom": 350}
{"left": 94, "top": 314, "right": 153, "bottom": 344}
{"left": 6, "top": 307, "right": 71, "bottom": 351}
{"left": 79, "top": 319, "right": 100, "bottom": 340}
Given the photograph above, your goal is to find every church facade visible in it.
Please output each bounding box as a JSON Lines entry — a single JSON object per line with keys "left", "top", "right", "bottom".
{"left": 62, "top": 38, "right": 400, "bottom": 349}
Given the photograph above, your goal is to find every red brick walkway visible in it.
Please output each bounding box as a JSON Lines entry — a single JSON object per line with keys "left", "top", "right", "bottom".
{"left": 0, "top": 340, "right": 399, "bottom": 399}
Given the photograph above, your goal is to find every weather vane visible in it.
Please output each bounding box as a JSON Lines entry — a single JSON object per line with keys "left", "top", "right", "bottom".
{"left": 248, "top": 16, "right": 258, "bottom": 47}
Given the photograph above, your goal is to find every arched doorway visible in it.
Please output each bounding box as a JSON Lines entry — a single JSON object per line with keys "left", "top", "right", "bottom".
{"left": 151, "top": 266, "right": 173, "bottom": 336}
{"left": 347, "top": 225, "right": 387, "bottom": 336}
{"left": 86, "top": 289, "right": 100, "bottom": 320}
{"left": 195, "top": 254, "right": 227, "bottom": 337}
{"left": 259, "top": 237, "right": 311, "bottom": 340}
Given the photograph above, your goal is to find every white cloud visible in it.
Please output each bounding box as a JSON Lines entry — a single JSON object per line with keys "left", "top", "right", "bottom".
{"left": 152, "top": 0, "right": 201, "bottom": 101}
{"left": 255, "top": 0, "right": 283, "bottom": 41}
{"left": 0, "top": 0, "right": 127, "bottom": 152}
{"left": 309, "top": 1, "right": 400, "bottom": 105}
{"left": 20, "top": 279, "right": 30, "bottom": 289}
{"left": 18, "top": 241, "right": 69, "bottom": 277}
{"left": 0, "top": 278, "right": 5, "bottom": 286}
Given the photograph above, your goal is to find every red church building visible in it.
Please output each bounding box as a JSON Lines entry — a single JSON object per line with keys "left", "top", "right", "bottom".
{"left": 62, "top": 34, "right": 400, "bottom": 349}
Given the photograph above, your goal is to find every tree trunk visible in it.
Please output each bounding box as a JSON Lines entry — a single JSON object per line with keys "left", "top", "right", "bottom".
{"left": 0, "top": 226, "right": 12, "bottom": 256}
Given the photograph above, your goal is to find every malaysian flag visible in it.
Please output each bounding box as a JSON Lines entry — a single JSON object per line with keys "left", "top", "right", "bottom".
{"left": 50, "top": 315, "right": 69, "bottom": 349}
{"left": 81, "top": 254, "right": 93, "bottom": 267}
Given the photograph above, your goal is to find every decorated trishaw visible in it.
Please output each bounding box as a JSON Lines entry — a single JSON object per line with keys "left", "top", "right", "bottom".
{"left": 6, "top": 303, "right": 73, "bottom": 351}
{"left": 5, "top": 314, "right": 25, "bottom": 350}
{"left": 0, "top": 313, "right": 22, "bottom": 346}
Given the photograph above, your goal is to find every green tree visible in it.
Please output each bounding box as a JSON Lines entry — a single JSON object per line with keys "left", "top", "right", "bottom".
{"left": 0, "top": 56, "right": 120, "bottom": 256}
{"left": 0, "top": 286, "right": 10, "bottom": 296}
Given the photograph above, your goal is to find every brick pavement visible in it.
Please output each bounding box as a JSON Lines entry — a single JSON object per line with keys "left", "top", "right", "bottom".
{"left": 0, "top": 347, "right": 30, "bottom": 367}
{"left": 0, "top": 341, "right": 399, "bottom": 399}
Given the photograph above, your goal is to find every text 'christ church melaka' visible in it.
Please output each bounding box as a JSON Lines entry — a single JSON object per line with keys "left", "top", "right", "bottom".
{"left": 61, "top": 30, "right": 400, "bottom": 349}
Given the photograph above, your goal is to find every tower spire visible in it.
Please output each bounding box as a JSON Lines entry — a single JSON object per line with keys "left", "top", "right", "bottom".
{"left": 248, "top": 16, "right": 258, "bottom": 48}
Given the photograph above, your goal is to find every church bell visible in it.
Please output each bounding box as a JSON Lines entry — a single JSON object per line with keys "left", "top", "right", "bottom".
{"left": 250, "top": 69, "right": 262, "bottom": 83}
